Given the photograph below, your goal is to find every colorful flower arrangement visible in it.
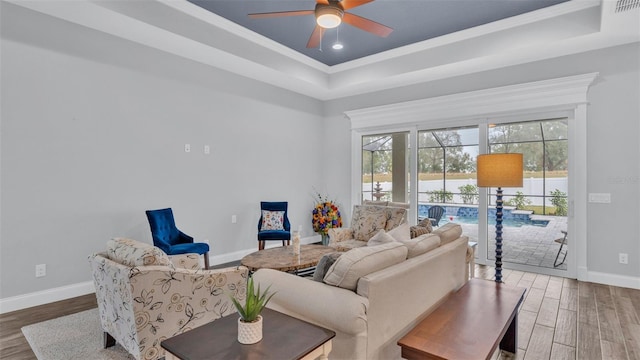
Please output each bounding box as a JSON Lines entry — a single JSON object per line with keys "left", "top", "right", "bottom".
{"left": 312, "top": 192, "right": 342, "bottom": 236}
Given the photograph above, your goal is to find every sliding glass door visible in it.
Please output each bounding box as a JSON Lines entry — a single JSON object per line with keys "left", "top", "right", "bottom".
{"left": 357, "top": 118, "right": 570, "bottom": 277}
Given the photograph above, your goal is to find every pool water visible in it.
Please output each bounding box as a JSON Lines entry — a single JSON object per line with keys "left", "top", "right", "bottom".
{"left": 439, "top": 216, "right": 549, "bottom": 228}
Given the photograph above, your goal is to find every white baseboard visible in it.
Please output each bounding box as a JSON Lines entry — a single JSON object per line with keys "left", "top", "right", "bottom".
{"left": 587, "top": 271, "right": 640, "bottom": 290}
{"left": 0, "top": 281, "right": 95, "bottom": 314}
{"left": 0, "top": 235, "right": 323, "bottom": 314}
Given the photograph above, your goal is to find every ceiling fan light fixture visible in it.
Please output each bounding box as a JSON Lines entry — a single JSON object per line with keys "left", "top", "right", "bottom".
{"left": 316, "top": 6, "right": 343, "bottom": 28}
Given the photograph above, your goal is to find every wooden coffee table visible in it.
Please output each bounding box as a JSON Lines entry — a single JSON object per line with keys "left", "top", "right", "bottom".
{"left": 241, "top": 244, "right": 335, "bottom": 274}
{"left": 162, "top": 307, "right": 335, "bottom": 360}
{"left": 398, "top": 278, "right": 526, "bottom": 360}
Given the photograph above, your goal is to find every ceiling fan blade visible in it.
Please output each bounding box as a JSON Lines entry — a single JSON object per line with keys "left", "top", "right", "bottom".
{"left": 248, "top": 10, "right": 314, "bottom": 19}
{"left": 316, "top": 0, "right": 330, "bottom": 4}
{"left": 342, "top": 12, "right": 393, "bottom": 37}
{"left": 339, "top": 0, "right": 374, "bottom": 11}
{"left": 306, "top": 25, "right": 325, "bottom": 48}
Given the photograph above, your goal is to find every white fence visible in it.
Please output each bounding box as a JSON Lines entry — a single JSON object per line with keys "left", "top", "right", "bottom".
{"left": 363, "top": 178, "right": 568, "bottom": 206}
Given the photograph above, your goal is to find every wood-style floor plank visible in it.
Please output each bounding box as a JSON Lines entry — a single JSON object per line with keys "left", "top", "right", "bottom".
{"left": 536, "top": 297, "right": 560, "bottom": 328}
{"left": 523, "top": 324, "right": 554, "bottom": 360}
{"left": 550, "top": 342, "right": 576, "bottom": 360}
{"left": 554, "top": 308, "right": 577, "bottom": 347}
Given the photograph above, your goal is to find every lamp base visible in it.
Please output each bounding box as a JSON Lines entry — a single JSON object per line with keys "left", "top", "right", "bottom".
{"left": 495, "top": 187, "right": 504, "bottom": 283}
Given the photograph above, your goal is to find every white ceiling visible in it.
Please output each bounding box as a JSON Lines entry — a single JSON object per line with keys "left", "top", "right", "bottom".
{"left": 6, "top": 0, "right": 640, "bottom": 101}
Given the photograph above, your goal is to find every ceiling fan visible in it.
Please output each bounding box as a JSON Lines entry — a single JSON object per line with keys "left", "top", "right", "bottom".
{"left": 248, "top": 0, "right": 393, "bottom": 48}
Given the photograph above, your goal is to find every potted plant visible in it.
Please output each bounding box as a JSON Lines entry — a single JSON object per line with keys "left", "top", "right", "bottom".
{"left": 230, "top": 276, "right": 276, "bottom": 344}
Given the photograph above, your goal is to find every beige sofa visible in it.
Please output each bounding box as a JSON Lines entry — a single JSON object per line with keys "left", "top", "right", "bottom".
{"left": 88, "top": 238, "right": 248, "bottom": 360}
{"left": 327, "top": 203, "right": 407, "bottom": 251}
{"left": 328, "top": 203, "right": 433, "bottom": 251}
{"left": 253, "top": 223, "right": 469, "bottom": 360}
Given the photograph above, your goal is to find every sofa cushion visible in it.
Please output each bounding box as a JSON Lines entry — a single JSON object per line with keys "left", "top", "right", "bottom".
{"left": 107, "top": 237, "right": 172, "bottom": 267}
{"left": 398, "top": 233, "right": 441, "bottom": 258}
{"left": 384, "top": 207, "right": 407, "bottom": 231}
{"left": 388, "top": 222, "right": 411, "bottom": 242}
{"left": 367, "top": 230, "right": 396, "bottom": 247}
{"left": 312, "top": 252, "right": 342, "bottom": 282}
{"left": 432, "top": 223, "right": 463, "bottom": 245}
{"left": 351, "top": 205, "right": 389, "bottom": 241}
{"left": 323, "top": 242, "right": 408, "bottom": 290}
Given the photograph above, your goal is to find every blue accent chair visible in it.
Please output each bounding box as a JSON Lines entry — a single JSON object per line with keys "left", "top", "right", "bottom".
{"left": 257, "top": 201, "right": 291, "bottom": 250}
{"left": 145, "top": 208, "right": 210, "bottom": 269}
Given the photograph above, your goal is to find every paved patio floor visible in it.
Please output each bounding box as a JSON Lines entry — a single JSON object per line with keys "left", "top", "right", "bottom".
{"left": 454, "top": 215, "right": 568, "bottom": 270}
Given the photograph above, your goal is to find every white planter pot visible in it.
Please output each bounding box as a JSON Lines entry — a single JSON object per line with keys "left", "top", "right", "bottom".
{"left": 237, "top": 315, "right": 263, "bottom": 344}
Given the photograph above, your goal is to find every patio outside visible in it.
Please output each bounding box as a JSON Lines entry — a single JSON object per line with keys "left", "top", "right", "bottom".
{"left": 454, "top": 214, "right": 568, "bottom": 270}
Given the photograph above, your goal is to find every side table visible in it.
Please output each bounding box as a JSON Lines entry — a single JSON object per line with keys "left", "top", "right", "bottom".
{"left": 468, "top": 241, "right": 477, "bottom": 279}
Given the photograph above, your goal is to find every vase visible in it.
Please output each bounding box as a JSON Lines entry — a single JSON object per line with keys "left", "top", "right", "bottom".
{"left": 292, "top": 230, "right": 300, "bottom": 255}
{"left": 321, "top": 233, "right": 329, "bottom": 246}
{"left": 237, "top": 315, "right": 263, "bottom": 344}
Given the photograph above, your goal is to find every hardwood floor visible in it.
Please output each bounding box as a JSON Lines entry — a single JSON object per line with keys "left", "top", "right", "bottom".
{"left": 1, "top": 265, "right": 638, "bottom": 360}
{"left": 0, "top": 294, "right": 96, "bottom": 360}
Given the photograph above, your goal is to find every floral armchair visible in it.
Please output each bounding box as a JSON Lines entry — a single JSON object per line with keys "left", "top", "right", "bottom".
{"left": 328, "top": 204, "right": 407, "bottom": 251}
{"left": 88, "top": 237, "right": 248, "bottom": 360}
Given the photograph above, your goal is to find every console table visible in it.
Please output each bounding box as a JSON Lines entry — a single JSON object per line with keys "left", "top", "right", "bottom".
{"left": 162, "top": 308, "right": 335, "bottom": 360}
{"left": 398, "top": 278, "right": 526, "bottom": 360}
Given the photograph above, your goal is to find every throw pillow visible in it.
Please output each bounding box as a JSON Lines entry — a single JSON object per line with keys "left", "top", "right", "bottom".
{"left": 312, "top": 252, "right": 342, "bottom": 282}
{"left": 367, "top": 229, "right": 395, "bottom": 246}
{"left": 398, "top": 233, "right": 441, "bottom": 258}
{"left": 351, "top": 205, "right": 388, "bottom": 241}
{"left": 384, "top": 207, "right": 407, "bottom": 231}
{"left": 261, "top": 210, "right": 285, "bottom": 230}
{"left": 417, "top": 218, "right": 434, "bottom": 233}
{"left": 410, "top": 225, "right": 431, "bottom": 238}
{"left": 107, "top": 237, "right": 173, "bottom": 267}
{"left": 323, "top": 242, "right": 408, "bottom": 290}
{"left": 388, "top": 222, "right": 411, "bottom": 242}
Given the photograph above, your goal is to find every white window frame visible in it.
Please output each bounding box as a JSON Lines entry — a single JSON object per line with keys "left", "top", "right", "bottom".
{"left": 346, "top": 73, "right": 598, "bottom": 280}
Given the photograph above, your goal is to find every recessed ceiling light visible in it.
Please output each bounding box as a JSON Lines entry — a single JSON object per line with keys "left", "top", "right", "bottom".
{"left": 332, "top": 43, "right": 344, "bottom": 50}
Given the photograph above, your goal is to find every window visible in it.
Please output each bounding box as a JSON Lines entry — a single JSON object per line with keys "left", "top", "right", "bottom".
{"left": 361, "top": 132, "right": 410, "bottom": 203}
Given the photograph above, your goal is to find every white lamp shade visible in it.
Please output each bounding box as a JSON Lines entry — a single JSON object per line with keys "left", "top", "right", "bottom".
{"left": 477, "top": 153, "right": 523, "bottom": 187}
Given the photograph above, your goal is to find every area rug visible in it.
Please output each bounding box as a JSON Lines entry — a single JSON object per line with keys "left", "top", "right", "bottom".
{"left": 21, "top": 308, "right": 133, "bottom": 360}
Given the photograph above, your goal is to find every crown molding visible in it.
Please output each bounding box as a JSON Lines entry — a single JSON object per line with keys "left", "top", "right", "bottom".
{"left": 345, "top": 73, "right": 599, "bottom": 130}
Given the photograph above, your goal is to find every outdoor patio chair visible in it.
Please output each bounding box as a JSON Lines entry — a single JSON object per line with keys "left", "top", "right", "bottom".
{"left": 554, "top": 230, "right": 568, "bottom": 267}
{"left": 428, "top": 205, "right": 445, "bottom": 227}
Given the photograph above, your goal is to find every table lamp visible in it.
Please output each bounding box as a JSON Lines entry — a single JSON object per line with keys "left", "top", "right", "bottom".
{"left": 477, "top": 153, "right": 523, "bottom": 283}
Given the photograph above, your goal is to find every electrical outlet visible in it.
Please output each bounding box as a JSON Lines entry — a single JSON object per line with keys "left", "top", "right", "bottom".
{"left": 204, "top": 145, "right": 210, "bottom": 154}
{"left": 184, "top": 144, "right": 191, "bottom": 153}
{"left": 231, "top": 215, "right": 237, "bottom": 224}
{"left": 619, "top": 253, "right": 628, "bottom": 264}
{"left": 35, "top": 264, "right": 46, "bottom": 278}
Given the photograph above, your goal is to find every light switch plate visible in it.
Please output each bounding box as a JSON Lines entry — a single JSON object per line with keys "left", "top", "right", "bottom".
{"left": 588, "top": 193, "right": 611, "bottom": 203}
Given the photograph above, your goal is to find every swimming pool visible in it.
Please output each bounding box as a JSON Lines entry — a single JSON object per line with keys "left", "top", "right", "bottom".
{"left": 418, "top": 204, "right": 550, "bottom": 228}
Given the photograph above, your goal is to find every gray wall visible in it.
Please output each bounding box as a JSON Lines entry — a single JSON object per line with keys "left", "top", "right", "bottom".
{"left": 324, "top": 43, "right": 640, "bottom": 281}
{"left": 1, "top": 4, "right": 325, "bottom": 299}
